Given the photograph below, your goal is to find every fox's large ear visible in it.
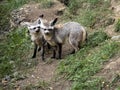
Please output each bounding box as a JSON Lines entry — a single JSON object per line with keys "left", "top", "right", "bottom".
{"left": 38, "top": 19, "right": 41, "bottom": 24}
{"left": 50, "top": 18, "right": 58, "bottom": 26}
{"left": 38, "top": 14, "right": 44, "bottom": 24}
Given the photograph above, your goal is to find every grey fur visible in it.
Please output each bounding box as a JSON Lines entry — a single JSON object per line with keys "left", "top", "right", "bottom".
{"left": 39, "top": 18, "right": 87, "bottom": 58}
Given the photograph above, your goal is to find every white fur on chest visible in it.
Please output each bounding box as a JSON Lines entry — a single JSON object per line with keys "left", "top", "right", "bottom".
{"left": 56, "top": 35, "right": 63, "bottom": 44}
{"left": 44, "top": 35, "right": 57, "bottom": 46}
{"left": 31, "top": 34, "right": 40, "bottom": 41}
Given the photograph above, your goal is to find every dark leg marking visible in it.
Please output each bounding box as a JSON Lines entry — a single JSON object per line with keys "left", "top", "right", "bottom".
{"left": 57, "top": 43, "right": 62, "bottom": 59}
{"left": 51, "top": 46, "right": 57, "bottom": 59}
{"left": 32, "top": 43, "right": 38, "bottom": 58}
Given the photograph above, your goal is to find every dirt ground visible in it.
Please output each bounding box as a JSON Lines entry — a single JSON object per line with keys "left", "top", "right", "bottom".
{"left": 96, "top": 56, "right": 120, "bottom": 90}
{"left": 14, "top": 0, "right": 120, "bottom": 90}
{"left": 105, "top": 0, "right": 120, "bottom": 36}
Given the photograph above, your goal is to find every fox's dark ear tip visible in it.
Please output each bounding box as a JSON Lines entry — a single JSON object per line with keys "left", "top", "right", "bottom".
{"left": 55, "top": 18, "right": 58, "bottom": 20}
{"left": 39, "top": 14, "right": 44, "bottom": 18}
{"left": 54, "top": 18, "right": 58, "bottom": 22}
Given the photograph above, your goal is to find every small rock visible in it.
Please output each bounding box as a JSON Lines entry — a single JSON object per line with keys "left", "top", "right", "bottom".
{"left": 20, "top": 8, "right": 24, "bottom": 10}
{"left": 37, "top": 77, "right": 39, "bottom": 79}
{"left": 49, "top": 87, "right": 53, "bottom": 90}
{"left": 2, "top": 79, "right": 8, "bottom": 84}
{"left": 104, "top": 0, "right": 108, "bottom": 2}
{"left": 111, "top": 35, "right": 120, "bottom": 41}
{"left": 27, "top": 62, "right": 31, "bottom": 66}
{"left": 31, "top": 75, "right": 35, "bottom": 78}
{"left": 13, "top": 71, "right": 19, "bottom": 77}
{"left": 9, "top": 61, "right": 14, "bottom": 64}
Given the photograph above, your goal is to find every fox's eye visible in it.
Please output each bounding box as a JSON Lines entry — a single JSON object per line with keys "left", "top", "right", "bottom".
{"left": 48, "top": 29, "right": 52, "bottom": 31}
{"left": 33, "top": 27, "right": 36, "bottom": 29}
{"left": 44, "top": 29, "right": 47, "bottom": 31}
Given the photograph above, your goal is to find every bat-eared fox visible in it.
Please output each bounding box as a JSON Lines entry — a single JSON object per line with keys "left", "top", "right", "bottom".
{"left": 37, "top": 15, "right": 87, "bottom": 59}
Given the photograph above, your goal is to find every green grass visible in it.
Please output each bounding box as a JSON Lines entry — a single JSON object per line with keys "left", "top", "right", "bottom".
{"left": 23, "top": 80, "right": 50, "bottom": 90}
{"left": 0, "top": 27, "right": 33, "bottom": 79}
{"left": 116, "top": 86, "right": 120, "bottom": 90}
{"left": 67, "top": 0, "right": 80, "bottom": 14}
{"left": 57, "top": 31, "right": 120, "bottom": 90}
{"left": 0, "top": 0, "right": 54, "bottom": 89}
{"left": 0, "top": 0, "right": 48, "bottom": 79}
{"left": 0, "top": 0, "right": 119, "bottom": 90}
{"left": 40, "top": 0, "right": 54, "bottom": 9}
{"left": 115, "top": 19, "right": 120, "bottom": 32}
{"left": 86, "top": 31, "right": 110, "bottom": 47}
{"left": 63, "top": 0, "right": 111, "bottom": 28}
{"left": 0, "top": 27, "right": 40, "bottom": 90}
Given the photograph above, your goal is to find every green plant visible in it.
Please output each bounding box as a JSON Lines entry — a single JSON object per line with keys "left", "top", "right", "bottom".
{"left": 116, "top": 86, "right": 120, "bottom": 90}
{"left": 57, "top": 30, "right": 120, "bottom": 90}
{"left": 87, "top": 31, "right": 110, "bottom": 47}
{"left": 68, "top": 0, "right": 80, "bottom": 14}
{"left": 63, "top": 0, "right": 111, "bottom": 29}
{"left": 40, "top": 0, "right": 54, "bottom": 8}
{"left": 58, "top": 40, "right": 120, "bottom": 90}
{"left": 115, "top": 19, "right": 120, "bottom": 32}
{"left": 0, "top": 27, "right": 32, "bottom": 78}
{"left": 23, "top": 80, "right": 49, "bottom": 90}
{"left": 77, "top": 9, "right": 97, "bottom": 27}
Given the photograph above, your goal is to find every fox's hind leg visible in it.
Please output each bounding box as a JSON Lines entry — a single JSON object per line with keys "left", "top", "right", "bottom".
{"left": 51, "top": 46, "right": 57, "bottom": 59}
{"left": 57, "top": 43, "right": 62, "bottom": 59}
{"left": 69, "top": 38, "right": 79, "bottom": 54}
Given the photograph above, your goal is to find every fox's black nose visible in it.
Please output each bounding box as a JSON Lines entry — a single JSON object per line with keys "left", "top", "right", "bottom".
{"left": 37, "top": 26, "right": 40, "bottom": 29}
{"left": 36, "top": 29, "right": 40, "bottom": 33}
{"left": 45, "top": 32, "right": 49, "bottom": 35}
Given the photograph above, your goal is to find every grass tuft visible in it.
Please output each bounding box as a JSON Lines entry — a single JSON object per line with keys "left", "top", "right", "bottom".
{"left": 40, "top": 0, "right": 54, "bottom": 9}
{"left": 115, "top": 19, "right": 120, "bottom": 32}
{"left": 0, "top": 27, "right": 32, "bottom": 79}
{"left": 87, "top": 31, "right": 110, "bottom": 47}
{"left": 23, "top": 80, "right": 49, "bottom": 90}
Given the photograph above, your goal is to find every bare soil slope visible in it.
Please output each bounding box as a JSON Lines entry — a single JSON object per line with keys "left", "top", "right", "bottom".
{"left": 96, "top": 0, "right": 120, "bottom": 89}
